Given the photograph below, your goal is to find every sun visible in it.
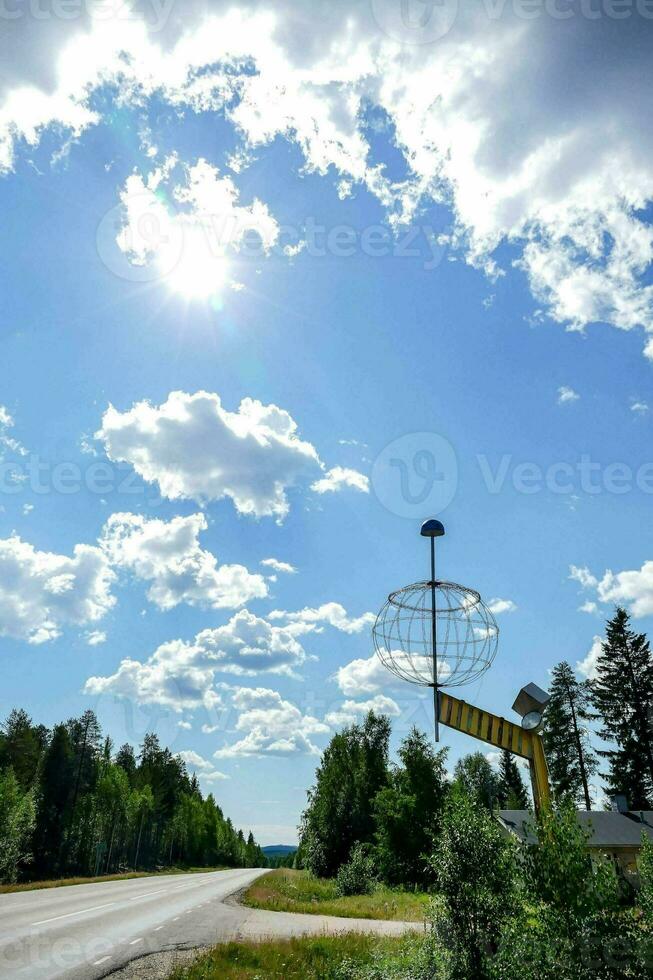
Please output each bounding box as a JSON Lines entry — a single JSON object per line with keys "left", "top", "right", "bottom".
{"left": 164, "top": 223, "right": 229, "bottom": 301}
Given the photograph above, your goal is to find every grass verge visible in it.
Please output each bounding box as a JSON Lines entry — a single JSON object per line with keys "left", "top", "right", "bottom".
{"left": 170, "top": 933, "right": 424, "bottom": 979}
{"left": 0, "top": 866, "right": 229, "bottom": 895}
{"left": 242, "top": 868, "right": 429, "bottom": 921}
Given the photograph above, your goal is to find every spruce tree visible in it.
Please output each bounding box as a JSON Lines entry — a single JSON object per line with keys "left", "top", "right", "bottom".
{"left": 543, "top": 661, "right": 597, "bottom": 810}
{"left": 497, "top": 748, "right": 529, "bottom": 809}
{"left": 591, "top": 608, "right": 653, "bottom": 808}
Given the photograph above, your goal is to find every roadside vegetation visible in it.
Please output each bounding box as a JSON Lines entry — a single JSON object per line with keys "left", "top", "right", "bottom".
{"left": 242, "top": 868, "right": 429, "bottom": 921}
{"left": 170, "top": 933, "right": 429, "bottom": 980}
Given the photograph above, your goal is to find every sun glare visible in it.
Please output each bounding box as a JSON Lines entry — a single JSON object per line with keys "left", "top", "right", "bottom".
{"left": 164, "top": 224, "right": 229, "bottom": 301}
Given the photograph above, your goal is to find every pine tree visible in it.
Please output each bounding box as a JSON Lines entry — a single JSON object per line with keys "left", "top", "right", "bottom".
{"left": 591, "top": 608, "right": 653, "bottom": 808}
{"left": 497, "top": 748, "right": 529, "bottom": 809}
{"left": 543, "top": 661, "right": 597, "bottom": 810}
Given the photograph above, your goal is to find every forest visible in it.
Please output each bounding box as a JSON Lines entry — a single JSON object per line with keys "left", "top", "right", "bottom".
{"left": 0, "top": 709, "right": 266, "bottom": 885}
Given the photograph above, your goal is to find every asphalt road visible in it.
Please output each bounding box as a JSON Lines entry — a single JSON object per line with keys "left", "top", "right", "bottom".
{"left": 0, "top": 869, "right": 420, "bottom": 980}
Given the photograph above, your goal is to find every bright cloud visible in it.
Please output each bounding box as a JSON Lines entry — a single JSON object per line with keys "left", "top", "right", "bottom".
{"left": 324, "top": 695, "right": 400, "bottom": 728}
{"left": 101, "top": 511, "right": 267, "bottom": 610}
{"left": 97, "top": 390, "right": 326, "bottom": 520}
{"left": 570, "top": 559, "right": 653, "bottom": 618}
{"left": 214, "top": 686, "right": 329, "bottom": 758}
{"left": 487, "top": 597, "right": 517, "bottom": 615}
{"left": 260, "top": 558, "right": 296, "bottom": 575}
{"left": 557, "top": 386, "right": 580, "bottom": 405}
{"left": 2, "top": 9, "right": 653, "bottom": 351}
{"left": 0, "top": 535, "right": 115, "bottom": 645}
{"left": 269, "top": 602, "right": 375, "bottom": 635}
{"left": 84, "top": 609, "right": 310, "bottom": 711}
{"left": 335, "top": 654, "right": 390, "bottom": 697}
{"left": 0, "top": 405, "right": 27, "bottom": 458}
{"left": 577, "top": 635, "right": 604, "bottom": 681}
{"left": 310, "top": 466, "right": 369, "bottom": 495}
{"left": 175, "top": 749, "right": 214, "bottom": 772}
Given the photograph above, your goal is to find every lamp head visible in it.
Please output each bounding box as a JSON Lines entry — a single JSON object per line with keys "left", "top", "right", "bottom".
{"left": 421, "top": 519, "right": 445, "bottom": 538}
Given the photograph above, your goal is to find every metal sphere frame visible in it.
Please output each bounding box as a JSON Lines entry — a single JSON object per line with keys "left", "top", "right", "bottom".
{"left": 372, "top": 521, "right": 499, "bottom": 741}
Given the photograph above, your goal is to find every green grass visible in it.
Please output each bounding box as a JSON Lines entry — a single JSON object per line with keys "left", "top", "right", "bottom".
{"left": 0, "top": 866, "right": 228, "bottom": 894}
{"left": 242, "top": 868, "right": 429, "bottom": 921}
{"left": 170, "top": 933, "right": 424, "bottom": 979}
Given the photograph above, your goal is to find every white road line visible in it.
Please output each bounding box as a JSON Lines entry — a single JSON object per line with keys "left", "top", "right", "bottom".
{"left": 129, "top": 937, "right": 143, "bottom": 946}
{"left": 128, "top": 889, "right": 168, "bottom": 902}
{"left": 93, "top": 957, "right": 111, "bottom": 966}
{"left": 32, "top": 903, "right": 116, "bottom": 926}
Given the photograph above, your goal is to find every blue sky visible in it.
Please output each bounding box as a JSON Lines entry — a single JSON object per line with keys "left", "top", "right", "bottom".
{"left": 1, "top": 3, "right": 653, "bottom": 843}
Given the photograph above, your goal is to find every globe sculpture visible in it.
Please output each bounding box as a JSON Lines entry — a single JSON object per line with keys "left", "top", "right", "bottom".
{"left": 372, "top": 519, "right": 499, "bottom": 740}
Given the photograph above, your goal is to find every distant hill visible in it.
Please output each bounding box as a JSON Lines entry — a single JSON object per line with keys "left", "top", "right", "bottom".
{"left": 262, "top": 845, "right": 297, "bottom": 858}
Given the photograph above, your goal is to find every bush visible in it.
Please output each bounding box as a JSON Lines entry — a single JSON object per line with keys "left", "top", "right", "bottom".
{"left": 336, "top": 844, "right": 377, "bottom": 897}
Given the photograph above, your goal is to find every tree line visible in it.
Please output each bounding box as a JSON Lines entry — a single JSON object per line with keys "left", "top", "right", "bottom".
{"left": 0, "top": 709, "right": 266, "bottom": 884}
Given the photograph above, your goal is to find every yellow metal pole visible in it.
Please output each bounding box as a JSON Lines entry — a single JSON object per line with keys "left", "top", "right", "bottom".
{"left": 438, "top": 691, "right": 552, "bottom": 812}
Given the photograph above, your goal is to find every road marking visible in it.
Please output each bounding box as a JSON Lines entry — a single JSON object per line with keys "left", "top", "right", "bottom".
{"left": 33, "top": 903, "right": 115, "bottom": 926}
{"left": 129, "top": 938, "right": 143, "bottom": 946}
{"left": 93, "top": 957, "right": 111, "bottom": 966}
{"left": 128, "top": 889, "right": 168, "bottom": 901}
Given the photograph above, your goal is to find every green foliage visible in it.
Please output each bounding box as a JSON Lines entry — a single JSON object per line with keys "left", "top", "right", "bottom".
{"left": 496, "top": 749, "right": 528, "bottom": 810}
{"left": 591, "top": 607, "right": 653, "bottom": 808}
{"left": 0, "top": 768, "right": 35, "bottom": 883}
{"left": 243, "top": 868, "right": 429, "bottom": 921}
{"left": 522, "top": 802, "right": 620, "bottom": 921}
{"left": 373, "top": 728, "right": 448, "bottom": 889}
{"left": 453, "top": 752, "right": 500, "bottom": 811}
{"left": 299, "top": 712, "right": 391, "bottom": 878}
{"left": 0, "top": 707, "right": 266, "bottom": 884}
{"left": 430, "top": 789, "right": 517, "bottom": 979}
{"left": 543, "top": 662, "right": 597, "bottom": 810}
{"left": 491, "top": 803, "right": 631, "bottom": 980}
{"left": 336, "top": 843, "right": 377, "bottom": 897}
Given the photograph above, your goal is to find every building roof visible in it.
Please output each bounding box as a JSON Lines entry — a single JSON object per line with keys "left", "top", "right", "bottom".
{"left": 497, "top": 810, "right": 653, "bottom": 849}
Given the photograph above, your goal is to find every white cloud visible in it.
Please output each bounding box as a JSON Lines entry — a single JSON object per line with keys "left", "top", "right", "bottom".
{"left": 85, "top": 630, "right": 107, "bottom": 646}
{"left": 557, "top": 386, "right": 580, "bottom": 405}
{"left": 569, "top": 565, "right": 599, "bottom": 590}
{"left": 260, "top": 558, "right": 296, "bottom": 574}
{"left": 175, "top": 749, "right": 214, "bottom": 772}
{"left": 83, "top": 609, "right": 310, "bottom": 711}
{"left": 577, "top": 635, "right": 604, "bottom": 681}
{"left": 578, "top": 601, "right": 598, "bottom": 615}
{"left": 631, "top": 400, "right": 649, "bottom": 415}
{"left": 310, "top": 466, "right": 369, "bottom": 495}
{"left": 335, "top": 654, "right": 390, "bottom": 697}
{"left": 325, "top": 695, "right": 400, "bottom": 727}
{"left": 0, "top": 405, "right": 27, "bottom": 458}
{"left": 4, "top": 9, "right": 653, "bottom": 352}
{"left": 487, "top": 597, "right": 517, "bottom": 615}
{"left": 570, "top": 559, "right": 653, "bottom": 618}
{"left": 269, "top": 602, "right": 375, "bottom": 635}
{"left": 214, "top": 686, "right": 329, "bottom": 757}
{"left": 116, "top": 158, "right": 281, "bottom": 293}
{"left": 100, "top": 511, "right": 267, "bottom": 610}
{"left": 96, "top": 390, "right": 322, "bottom": 520}
{"left": 201, "top": 769, "right": 230, "bottom": 782}
{"left": 0, "top": 535, "right": 115, "bottom": 645}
